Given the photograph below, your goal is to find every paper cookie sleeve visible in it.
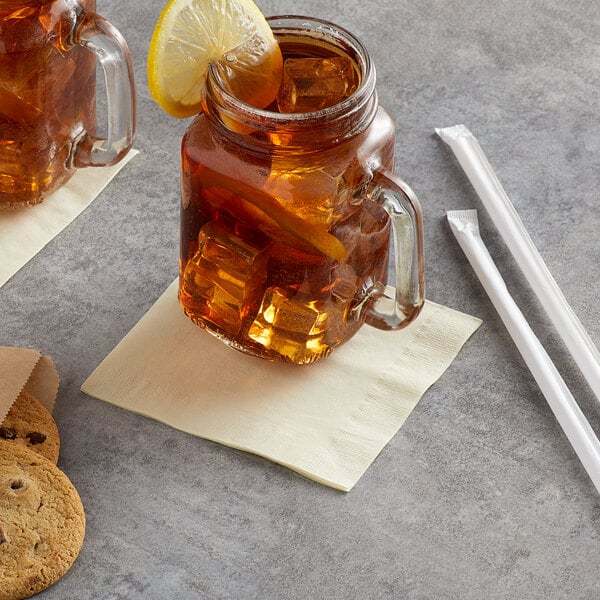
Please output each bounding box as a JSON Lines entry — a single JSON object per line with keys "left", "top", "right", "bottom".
{"left": 0, "top": 346, "right": 59, "bottom": 421}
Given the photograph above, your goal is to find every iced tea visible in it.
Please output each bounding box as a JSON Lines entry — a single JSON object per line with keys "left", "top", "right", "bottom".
{"left": 180, "top": 18, "right": 421, "bottom": 364}
{"left": 0, "top": 0, "right": 96, "bottom": 207}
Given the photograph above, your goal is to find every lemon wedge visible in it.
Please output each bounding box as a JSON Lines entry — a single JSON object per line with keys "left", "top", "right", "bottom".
{"left": 148, "top": 0, "right": 283, "bottom": 118}
{"left": 200, "top": 168, "right": 347, "bottom": 261}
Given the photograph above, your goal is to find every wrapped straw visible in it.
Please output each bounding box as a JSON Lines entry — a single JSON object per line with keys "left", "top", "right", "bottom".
{"left": 447, "top": 209, "right": 600, "bottom": 494}
{"left": 437, "top": 125, "right": 600, "bottom": 403}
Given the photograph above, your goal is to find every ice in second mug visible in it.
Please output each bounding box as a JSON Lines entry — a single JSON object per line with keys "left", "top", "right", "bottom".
{"left": 0, "top": 0, "right": 135, "bottom": 207}
{"left": 180, "top": 16, "right": 425, "bottom": 364}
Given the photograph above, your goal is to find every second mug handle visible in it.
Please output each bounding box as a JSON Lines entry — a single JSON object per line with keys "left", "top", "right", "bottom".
{"left": 73, "top": 11, "right": 136, "bottom": 167}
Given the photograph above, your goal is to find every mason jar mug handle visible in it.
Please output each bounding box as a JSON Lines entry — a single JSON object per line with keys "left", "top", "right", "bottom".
{"left": 355, "top": 169, "right": 425, "bottom": 330}
{"left": 72, "top": 11, "right": 136, "bottom": 167}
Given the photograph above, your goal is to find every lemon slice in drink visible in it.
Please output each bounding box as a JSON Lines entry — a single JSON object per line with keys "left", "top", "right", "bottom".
{"left": 200, "top": 168, "right": 347, "bottom": 260}
{"left": 148, "top": 0, "right": 283, "bottom": 118}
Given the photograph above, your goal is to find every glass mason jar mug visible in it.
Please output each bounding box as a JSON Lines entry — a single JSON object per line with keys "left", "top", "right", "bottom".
{"left": 180, "top": 16, "right": 425, "bottom": 364}
{"left": 0, "top": 0, "right": 135, "bottom": 207}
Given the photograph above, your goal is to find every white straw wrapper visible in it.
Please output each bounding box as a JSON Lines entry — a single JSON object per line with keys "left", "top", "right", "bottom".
{"left": 437, "top": 125, "right": 600, "bottom": 404}
{"left": 447, "top": 209, "right": 600, "bottom": 494}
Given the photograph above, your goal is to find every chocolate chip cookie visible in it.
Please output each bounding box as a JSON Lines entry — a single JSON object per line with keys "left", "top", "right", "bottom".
{"left": 0, "top": 440, "right": 85, "bottom": 600}
{"left": 0, "top": 391, "right": 60, "bottom": 463}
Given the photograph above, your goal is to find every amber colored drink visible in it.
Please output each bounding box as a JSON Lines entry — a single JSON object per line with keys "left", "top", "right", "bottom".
{"left": 0, "top": 0, "right": 96, "bottom": 206}
{"left": 180, "top": 22, "right": 402, "bottom": 364}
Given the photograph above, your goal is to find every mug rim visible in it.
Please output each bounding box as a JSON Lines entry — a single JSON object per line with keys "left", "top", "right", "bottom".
{"left": 204, "top": 14, "right": 377, "bottom": 129}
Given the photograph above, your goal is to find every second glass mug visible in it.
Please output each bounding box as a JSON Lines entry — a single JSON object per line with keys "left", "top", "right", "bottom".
{"left": 0, "top": 0, "right": 136, "bottom": 208}
{"left": 179, "top": 16, "right": 425, "bottom": 365}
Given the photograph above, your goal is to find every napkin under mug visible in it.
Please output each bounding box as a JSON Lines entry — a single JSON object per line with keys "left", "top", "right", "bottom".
{"left": 0, "top": 149, "right": 138, "bottom": 288}
{"left": 82, "top": 279, "right": 481, "bottom": 491}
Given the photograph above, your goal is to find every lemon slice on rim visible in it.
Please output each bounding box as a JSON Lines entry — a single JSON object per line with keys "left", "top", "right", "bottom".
{"left": 148, "top": 0, "right": 283, "bottom": 118}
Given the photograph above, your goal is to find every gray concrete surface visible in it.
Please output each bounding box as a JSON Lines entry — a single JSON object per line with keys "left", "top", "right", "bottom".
{"left": 2, "top": 0, "right": 600, "bottom": 598}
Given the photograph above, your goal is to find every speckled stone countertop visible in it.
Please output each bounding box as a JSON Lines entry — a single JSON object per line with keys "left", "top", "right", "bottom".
{"left": 3, "top": 0, "right": 600, "bottom": 598}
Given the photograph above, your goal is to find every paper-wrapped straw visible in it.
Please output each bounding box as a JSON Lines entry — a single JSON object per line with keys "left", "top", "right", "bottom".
{"left": 437, "top": 125, "right": 600, "bottom": 403}
{"left": 447, "top": 209, "right": 600, "bottom": 495}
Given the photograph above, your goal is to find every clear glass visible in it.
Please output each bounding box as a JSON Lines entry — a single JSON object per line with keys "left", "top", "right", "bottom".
{"left": 180, "top": 16, "right": 425, "bottom": 364}
{"left": 0, "top": 0, "right": 136, "bottom": 208}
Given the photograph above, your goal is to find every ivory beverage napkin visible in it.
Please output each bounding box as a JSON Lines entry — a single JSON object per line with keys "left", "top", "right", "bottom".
{"left": 82, "top": 279, "right": 481, "bottom": 491}
{"left": 0, "top": 346, "right": 60, "bottom": 422}
{"left": 0, "top": 149, "right": 138, "bottom": 288}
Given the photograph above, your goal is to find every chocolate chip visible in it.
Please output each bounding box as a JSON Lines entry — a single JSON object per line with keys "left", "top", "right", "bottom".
{"left": 26, "top": 432, "right": 46, "bottom": 445}
{"left": 10, "top": 480, "right": 23, "bottom": 490}
{"left": 0, "top": 427, "right": 16, "bottom": 440}
{"left": 0, "top": 527, "right": 5, "bottom": 544}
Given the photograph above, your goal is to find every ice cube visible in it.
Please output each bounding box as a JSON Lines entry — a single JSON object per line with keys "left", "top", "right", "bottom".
{"left": 325, "top": 199, "right": 390, "bottom": 323}
{"left": 0, "top": 11, "right": 45, "bottom": 54}
{"left": 180, "top": 221, "right": 270, "bottom": 335}
{"left": 0, "top": 27, "right": 77, "bottom": 111}
{"left": 0, "top": 87, "right": 53, "bottom": 177}
{"left": 277, "top": 57, "right": 359, "bottom": 113}
{"left": 0, "top": 85, "right": 42, "bottom": 124}
{"left": 263, "top": 165, "right": 339, "bottom": 227}
{"left": 50, "top": 49, "right": 95, "bottom": 139}
{"left": 248, "top": 287, "right": 332, "bottom": 362}
{"left": 266, "top": 243, "right": 336, "bottom": 295}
